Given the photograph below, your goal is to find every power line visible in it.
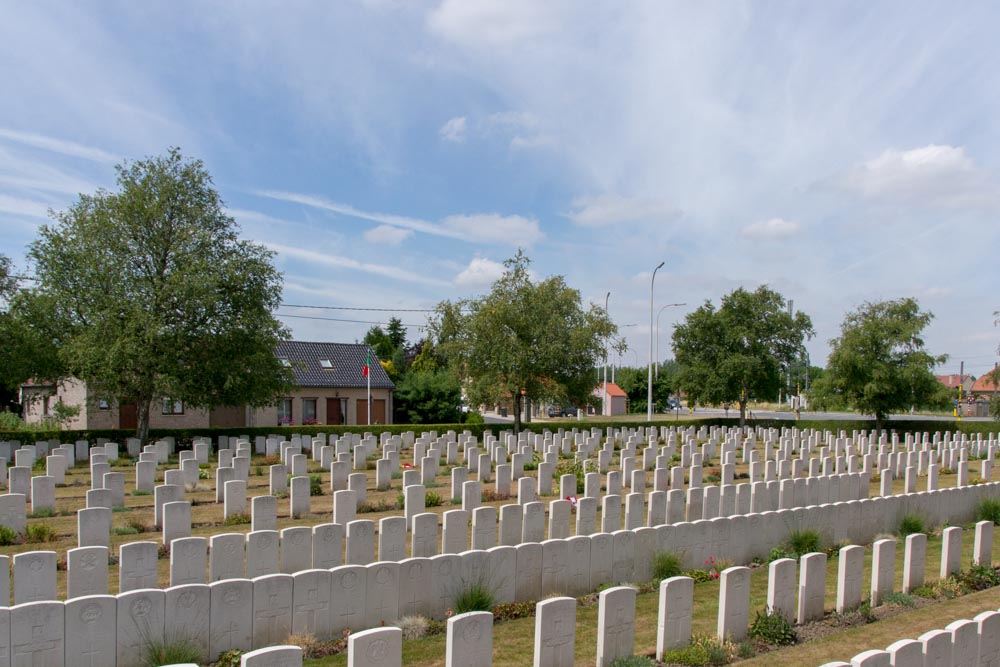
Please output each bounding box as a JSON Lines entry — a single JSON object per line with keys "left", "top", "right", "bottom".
{"left": 281, "top": 303, "right": 437, "bottom": 313}
{"left": 275, "top": 312, "right": 426, "bottom": 328}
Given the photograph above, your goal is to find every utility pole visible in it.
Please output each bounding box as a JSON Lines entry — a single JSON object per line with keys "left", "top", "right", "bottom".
{"left": 786, "top": 299, "right": 793, "bottom": 407}
{"left": 603, "top": 292, "right": 610, "bottom": 417}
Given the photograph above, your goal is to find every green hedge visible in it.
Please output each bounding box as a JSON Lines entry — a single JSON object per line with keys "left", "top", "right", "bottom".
{"left": 0, "top": 417, "right": 995, "bottom": 449}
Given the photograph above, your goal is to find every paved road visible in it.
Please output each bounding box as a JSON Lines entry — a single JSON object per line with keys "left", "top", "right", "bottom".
{"left": 480, "top": 408, "right": 991, "bottom": 424}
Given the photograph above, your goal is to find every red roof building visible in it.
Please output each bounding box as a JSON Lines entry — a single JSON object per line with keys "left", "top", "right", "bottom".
{"left": 594, "top": 382, "right": 628, "bottom": 416}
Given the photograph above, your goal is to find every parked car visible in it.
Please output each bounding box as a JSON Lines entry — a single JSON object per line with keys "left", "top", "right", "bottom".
{"left": 547, "top": 405, "right": 578, "bottom": 418}
{"left": 665, "top": 398, "right": 682, "bottom": 411}
{"left": 547, "top": 406, "right": 564, "bottom": 417}
{"left": 563, "top": 406, "right": 578, "bottom": 417}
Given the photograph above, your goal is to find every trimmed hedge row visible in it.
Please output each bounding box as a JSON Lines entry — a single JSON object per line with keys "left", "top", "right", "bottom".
{"left": 0, "top": 417, "right": 996, "bottom": 448}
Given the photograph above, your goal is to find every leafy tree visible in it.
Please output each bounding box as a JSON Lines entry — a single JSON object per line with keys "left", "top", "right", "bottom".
{"left": 432, "top": 251, "right": 619, "bottom": 432}
{"left": 18, "top": 148, "right": 293, "bottom": 442}
{"left": 363, "top": 326, "right": 394, "bottom": 362}
{"left": 614, "top": 365, "right": 676, "bottom": 413}
{"left": 386, "top": 316, "right": 407, "bottom": 350}
{"left": 672, "top": 286, "right": 814, "bottom": 426}
{"left": 820, "top": 298, "right": 944, "bottom": 430}
{"left": 393, "top": 369, "right": 463, "bottom": 424}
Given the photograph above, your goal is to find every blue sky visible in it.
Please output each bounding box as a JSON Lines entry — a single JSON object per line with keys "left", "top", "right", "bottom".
{"left": 1, "top": 1, "right": 999, "bottom": 379}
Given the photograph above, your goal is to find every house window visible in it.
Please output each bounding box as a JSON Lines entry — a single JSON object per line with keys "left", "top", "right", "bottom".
{"left": 302, "top": 399, "right": 317, "bottom": 425}
{"left": 42, "top": 395, "right": 50, "bottom": 417}
{"left": 161, "top": 399, "right": 184, "bottom": 415}
{"left": 277, "top": 398, "right": 293, "bottom": 425}
{"left": 319, "top": 359, "right": 333, "bottom": 369}
{"left": 278, "top": 358, "right": 291, "bottom": 367}
{"left": 98, "top": 399, "right": 110, "bottom": 410}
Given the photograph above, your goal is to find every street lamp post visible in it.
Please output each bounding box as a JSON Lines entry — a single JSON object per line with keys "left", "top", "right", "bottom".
{"left": 655, "top": 302, "right": 686, "bottom": 380}
{"left": 648, "top": 261, "right": 665, "bottom": 421}
{"left": 603, "top": 291, "right": 611, "bottom": 417}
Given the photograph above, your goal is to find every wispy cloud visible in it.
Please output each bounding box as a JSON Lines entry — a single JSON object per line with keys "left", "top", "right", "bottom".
{"left": 566, "top": 195, "right": 678, "bottom": 227}
{"left": 0, "top": 194, "right": 52, "bottom": 219}
{"left": 255, "top": 190, "right": 540, "bottom": 245}
{"left": 439, "top": 116, "right": 467, "bottom": 142}
{"left": 0, "top": 128, "right": 118, "bottom": 163}
{"left": 264, "top": 241, "right": 451, "bottom": 287}
{"left": 742, "top": 218, "right": 801, "bottom": 239}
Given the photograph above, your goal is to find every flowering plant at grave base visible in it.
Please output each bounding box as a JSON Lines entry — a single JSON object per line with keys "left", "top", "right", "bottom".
{"left": 565, "top": 495, "right": 578, "bottom": 509}
{"left": 402, "top": 462, "right": 414, "bottom": 468}
{"left": 704, "top": 555, "right": 731, "bottom": 580}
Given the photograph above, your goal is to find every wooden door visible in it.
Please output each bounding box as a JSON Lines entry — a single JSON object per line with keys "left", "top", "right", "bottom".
{"left": 356, "top": 398, "right": 387, "bottom": 425}
{"left": 326, "top": 398, "right": 342, "bottom": 425}
{"left": 118, "top": 401, "right": 137, "bottom": 430}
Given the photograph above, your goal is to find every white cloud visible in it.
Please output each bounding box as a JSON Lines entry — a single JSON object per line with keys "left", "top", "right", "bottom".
{"left": 439, "top": 116, "right": 467, "bottom": 142}
{"left": 566, "top": 195, "right": 678, "bottom": 227}
{"left": 455, "top": 256, "right": 505, "bottom": 287}
{"left": 741, "top": 218, "right": 801, "bottom": 239}
{"left": 441, "top": 213, "right": 543, "bottom": 245}
{"left": 364, "top": 224, "right": 413, "bottom": 245}
{"left": 264, "top": 241, "right": 451, "bottom": 287}
{"left": 835, "top": 145, "right": 998, "bottom": 209}
{"left": 0, "top": 127, "right": 118, "bottom": 163}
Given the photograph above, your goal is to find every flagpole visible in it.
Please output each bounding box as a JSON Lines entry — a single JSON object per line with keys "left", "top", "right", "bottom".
{"left": 367, "top": 348, "right": 372, "bottom": 426}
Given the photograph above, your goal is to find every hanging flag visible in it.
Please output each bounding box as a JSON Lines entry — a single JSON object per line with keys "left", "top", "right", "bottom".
{"left": 362, "top": 348, "right": 371, "bottom": 377}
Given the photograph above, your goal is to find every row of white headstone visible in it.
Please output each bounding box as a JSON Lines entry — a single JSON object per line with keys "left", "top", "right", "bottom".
{"left": 819, "top": 611, "right": 1000, "bottom": 666}
{"left": 0, "top": 481, "right": 995, "bottom": 664}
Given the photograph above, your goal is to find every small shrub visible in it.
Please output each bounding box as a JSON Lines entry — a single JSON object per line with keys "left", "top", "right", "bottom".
{"left": 0, "top": 525, "right": 18, "bottom": 546}
{"left": 453, "top": 583, "right": 496, "bottom": 614}
{"left": 425, "top": 492, "right": 443, "bottom": 507}
{"left": 883, "top": 592, "right": 916, "bottom": 607}
{"left": 283, "top": 632, "right": 341, "bottom": 659}
{"left": 480, "top": 488, "right": 509, "bottom": 502}
{"left": 211, "top": 649, "right": 244, "bottom": 667}
{"left": 143, "top": 638, "right": 201, "bottom": 666}
{"left": 492, "top": 601, "right": 534, "bottom": 621}
{"left": 911, "top": 585, "right": 936, "bottom": 598}
{"left": 609, "top": 657, "right": 655, "bottom": 667}
{"left": 685, "top": 569, "right": 713, "bottom": 583}
{"left": 126, "top": 516, "right": 149, "bottom": 533}
{"left": 977, "top": 498, "right": 1000, "bottom": 525}
{"left": 523, "top": 461, "right": 538, "bottom": 471}
{"left": 132, "top": 489, "right": 151, "bottom": 496}
{"left": 24, "top": 524, "right": 57, "bottom": 543}
{"left": 391, "top": 471, "right": 402, "bottom": 479}
{"left": 898, "top": 514, "right": 926, "bottom": 536}
{"left": 199, "top": 468, "right": 212, "bottom": 480}
{"left": 785, "top": 529, "right": 821, "bottom": 557}
{"left": 748, "top": 608, "right": 797, "bottom": 646}
{"left": 833, "top": 601, "right": 876, "bottom": 626}
{"left": 29, "top": 507, "right": 56, "bottom": 519}
{"left": 704, "top": 556, "right": 732, "bottom": 579}
{"left": 309, "top": 474, "right": 323, "bottom": 496}
{"left": 114, "top": 526, "right": 141, "bottom": 536}
{"left": 358, "top": 499, "right": 398, "bottom": 513}
{"left": 959, "top": 565, "right": 1000, "bottom": 591}
{"left": 223, "top": 513, "right": 251, "bottom": 526}
{"left": 737, "top": 640, "right": 756, "bottom": 659}
{"left": 660, "top": 634, "right": 730, "bottom": 666}
{"left": 651, "top": 551, "right": 684, "bottom": 581}
{"left": 449, "top": 497, "right": 462, "bottom": 505}
{"left": 767, "top": 546, "right": 792, "bottom": 562}
{"left": 397, "top": 615, "right": 430, "bottom": 640}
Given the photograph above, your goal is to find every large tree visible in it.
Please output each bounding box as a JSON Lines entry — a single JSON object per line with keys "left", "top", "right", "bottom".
{"left": 818, "top": 298, "right": 944, "bottom": 430}
{"left": 20, "top": 148, "right": 293, "bottom": 442}
{"left": 432, "top": 251, "right": 619, "bottom": 432}
{"left": 672, "top": 286, "right": 814, "bottom": 426}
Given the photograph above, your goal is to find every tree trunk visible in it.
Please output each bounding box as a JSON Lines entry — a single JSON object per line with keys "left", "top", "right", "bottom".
{"left": 513, "top": 394, "right": 521, "bottom": 435}
{"left": 739, "top": 399, "right": 747, "bottom": 428}
{"left": 136, "top": 396, "right": 152, "bottom": 446}
{"left": 874, "top": 413, "right": 883, "bottom": 434}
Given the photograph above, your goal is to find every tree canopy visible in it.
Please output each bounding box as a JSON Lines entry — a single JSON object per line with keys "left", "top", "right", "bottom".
{"left": 672, "top": 285, "right": 813, "bottom": 425}
{"left": 431, "top": 251, "right": 619, "bottom": 432}
{"left": 17, "top": 148, "right": 293, "bottom": 441}
{"left": 814, "top": 297, "right": 944, "bottom": 430}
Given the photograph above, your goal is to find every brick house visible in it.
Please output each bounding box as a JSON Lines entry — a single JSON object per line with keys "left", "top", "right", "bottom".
{"left": 593, "top": 382, "right": 628, "bottom": 416}
{"left": 19, "top": 341, "right": 395, "bottom": 429}
{"left": 935, "top": 374, "right": 975, "bottom": 395}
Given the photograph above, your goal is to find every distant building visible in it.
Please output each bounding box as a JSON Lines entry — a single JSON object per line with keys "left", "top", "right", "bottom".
{"left": 971, "top": 371, "right": 1000, "bottom": 398}
{"left": 594, "top": 382, "right": 628, "bottom": 416}
{"left": 935, "top": 374, "right": 975, "bottom": 395}
{"left": 19, "top": 341, "right": 395, "bottom": 429}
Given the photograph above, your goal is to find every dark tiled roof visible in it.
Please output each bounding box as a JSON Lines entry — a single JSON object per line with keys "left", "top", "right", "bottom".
{"left": 275, "top": 341, "right": 395, "bottom": 390}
